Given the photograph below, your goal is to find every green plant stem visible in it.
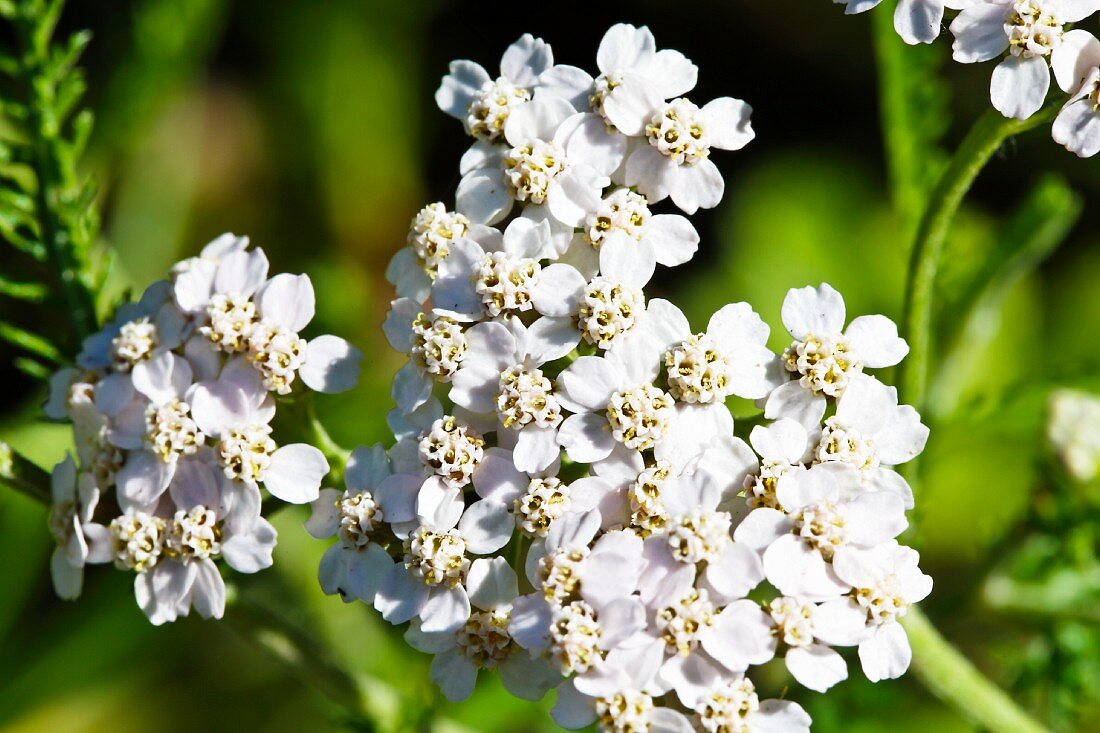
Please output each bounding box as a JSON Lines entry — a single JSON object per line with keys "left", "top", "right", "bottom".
{"left": 902, "top": 608, "right": 1049, "bottom": 733}
{"left": 223, "top": 587, "right": 370, "bottom": 718}
{"left": 900, "top": 103, "right": 1058, "bottom": 414}
{"left": 0, "top": 441, "right": 51, "bottom": 503}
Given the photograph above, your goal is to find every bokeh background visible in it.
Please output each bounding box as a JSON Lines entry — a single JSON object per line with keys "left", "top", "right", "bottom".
{"left": 2, "top": 1, "right": 1100, "bottom": 731}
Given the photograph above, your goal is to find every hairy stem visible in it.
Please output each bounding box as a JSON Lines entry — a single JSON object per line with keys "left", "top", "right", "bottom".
{"left": 0, "top": 441, "right": 51, "bottom": 503}
{"left": 902, "top": 608, "right": 1049, "bottom": 733}
{"left": 900, "top": 104, "right": 1058, "bottom": 414}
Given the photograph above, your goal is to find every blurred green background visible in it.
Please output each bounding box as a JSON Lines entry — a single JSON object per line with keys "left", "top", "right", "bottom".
{"left": 2, "top": 1, "right": 1100, "bottom": 731}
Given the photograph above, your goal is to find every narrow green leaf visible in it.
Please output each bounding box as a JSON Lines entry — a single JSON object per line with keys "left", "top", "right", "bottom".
{"left": 13, "top": 356, "right": 51, "bottom": 380}
{"left": 0, "top": 273, "right": 49, "bottom": 301}
{"left": 0, "top": 320, "right": 63, "bottom": 362}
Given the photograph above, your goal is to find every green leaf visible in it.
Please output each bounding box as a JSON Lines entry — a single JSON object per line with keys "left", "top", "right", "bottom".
{"left": 0, "top": 320, "right": 63, "bottom": 362}
{"left": 0, "top": 273, "right": 49, "bottom": 301}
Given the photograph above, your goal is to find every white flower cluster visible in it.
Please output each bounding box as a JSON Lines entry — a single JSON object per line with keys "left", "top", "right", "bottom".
{"left": 1048, "top": 388, "right": 1100, "bottom": 482}
{"left": 308, "top": 25, "right": 934, "bottom": 731}
{"left": 44, "top": 234, "right": 362, "bottom": 624}
{"left": 837, "top": 0, "right": 1100, "bottom": 156}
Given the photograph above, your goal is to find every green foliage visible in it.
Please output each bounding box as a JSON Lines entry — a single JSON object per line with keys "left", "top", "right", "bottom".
{"left": 0, "top": 0, "right": 102, "bottom": 374}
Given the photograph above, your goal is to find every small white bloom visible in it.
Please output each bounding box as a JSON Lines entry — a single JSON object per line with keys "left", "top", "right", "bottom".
{"left": 837, "top": 0, "right": 974, "bottom": 45}
{"left": 950, "top": 0, "right": 1100, "bottom": 120}
{"left": 307, "top": 445, "right": 416, "bottom": 603}
{"left": 189, "top": 365, "right": 330, "bottom": 504}
{"left": 1047, "top": 389, "right": 1100, "bottom": 480}
{"left": 691, "top": 675, "right": 812, "bottom": 733}
{"left": 456, "top": 96, "right": 609, "bottom": 228}
{"left": 766, "top": 283, "right": 908, "bottom": 428}
{"left": 436, "top": 33, "right": 558, "bottom": 142}
{"left": 623, "top": 95, "right": 754, "bottom": 214}
{"left": 47, "top": 456, "right": 100, "bottom": 600}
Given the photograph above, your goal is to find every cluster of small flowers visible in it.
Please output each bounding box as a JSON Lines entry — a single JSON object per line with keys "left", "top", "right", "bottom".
{"left": 44, "top": 234, "right": 362, "bottom": 624}
{"left": 307, "top": 25, "right": 934, "bottom": 732}
{"left": 837, "top": 0, "right": 1100, "bottom": 156}
{"left": 1048, "top": 388, "right": 1100, "bottom": 482}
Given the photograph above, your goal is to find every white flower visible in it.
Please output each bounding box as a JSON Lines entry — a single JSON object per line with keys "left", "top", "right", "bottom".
{"left": 815, "top": 375, "right": 929, "bottom": 508}
{"left": 447, "top": 317, "right": 578, "bottom": 472}
{"left": 837, "top": 0, "right": 975, "bottom": 45}
{"left": 1050, "top": 30, "right": 1100, "bottom": 156}
{"left": 827, "top": 540, "right": 934, "bottom": 681}
{"left": 77, "top": 281, "right": 185, "bottom": 372}
{"left": 436, "top": 33, "right": 558, "bottom": 142}
{"left": 110, "top": 351, "right": 202, "bottom": 508}
{"left": 541, "top": 24, "right": 697, "bottom": 138}
{"left": 431, "top": 218, "right": 555, "bottom": 323}
{"left": 188, "top": 364, "right": 331, "bottom": 503}
{"left": 766, "top": 283, "right": 908, "bottom": 427}
{"left": 373, "top": 479, "right": 516, "bottom": 635}
{"left": 1047, "top": 388, "right": 1100, "bottom": 480}
{"left": 950, "top": 0, "right": 1100, "bottom": 120}
{"left": 555, "top": 339, "right": 674, "bottom": 465}
{"left": 405, "top": 557, "right": 559, "bottom": 702}
{"left": 86, "top": 457, "right": 277, "bottom": 625}
{"left": 744, "top": 419, "right": 810, "bottom": 510}
{"left": 574, "top": 188, "right": 700, "bottom": 286}
{"left": 690, "top": 675, "right": 812, "bottom": 733}
{"left": 386, "top": 204, "right": 503, "bottom": 302}
{"left": 47, "top": 455, "right": 100, "bottom": 600}
{"left": 622, "top": 96, "right": 754, "bottom": 214}
{"left": 734, "top": 463, "right": 907, "bottom": 600}
{"left": 176, "top": 244, "right": 362, "bottom": 395}
{"left": 306, "top": 445, "right": 407, "bottom": 603}
{"left": 456, "top": 96, "right": 609, "bottom": 227}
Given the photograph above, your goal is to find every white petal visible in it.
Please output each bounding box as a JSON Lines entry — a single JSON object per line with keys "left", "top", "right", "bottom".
{"left": 786, "top": 644, "right": 848, "bottom": 692}
{"left": 859, "top": 622, "right": 912, "bottom": 681}
{"left": 991, "top": 55, "right": 1050, "bottom": 121}
{"left": 600, "top": 231, "right": 656, "bottom": 288}
{"left": 701, "top": 97, "right": 755, "bottom": 151}
{"left": 466, "top": 556, "right": 519, "bottom": 610}
{"left": 456, "top": 169, "right": 512, "bottom": 225}
{"left": 763, "top": 534, "right": 850, "bottom": 600}
{"left": 814, "top": 597, "right": 873, "bottom": 646}
{"left": 644, "top": 214, "right": 699, "bottom": 268}
{"left": 1052, "top": 29, "right": 1100, "bottom": 92}
{"left": 458, "top": 499, "right": 515, "bottom": 554}
{"left": 950, "top": 4, "right": 1010, "bottom": 62}
{"left": 264, "top": 444, "right": 328, "bottom": 504}
{"left": 435, "top": 59, "right": 490, "bottom": 118}
{"left": 116, "top": 451, "right": 173, "bottom": 508}
{"left": 782, "top": 283, "right": 846, "bottom": 339}
{"left": 602, "top": 76, "right": 663, "bottom": 136}
{"left": 732, "top": 508, "right": 791, "bottom": 553}
{"left": 1052, "top": 84, "right": 1100, "bottom": 157}
{"left": 764, "top": 381, "right": 827, "bottom": 427}
{"left": 131, "top": 351, "right": 191, "bottom": 404}
{"left": 597, "top": 24, "right": 656, "bottom": 74}
{"left": 668, "top": 158, "right": 724, "bottom": 214}
{"left": 562, "top": 113, "right": 627, "bottom": 176}
{"left": 894, "top": 0, "right": 945, "bottom": 45}
{"left": 547, "top": 165, "right": 608, "bottom": 228}
{"left": 556, "top": 356, "right": 620, "bottom": 412}
{"left": 557, "top": 412, "right": 616, "bottom": 463}
{"left": 525, "top": 316, "right": 581, "bottom": 364}
{"left": 374, "top": 562, "right": 429, "bottom": 624}
{"left": 302, "top": 336, "right": 362, "bottom": 393}
{"left": 386, "top": 248, "right": 432, "bottom": 302}
{"left": 501, "top": 33, "right": 553, "bottom": 86}
{"left": 514, "top": 425, "right": 561, "bottom": 473}
{"left": 421, "top": 586, "right": 471, "bottom": 634}
{"left": 472, "top": 447, "right": 527, "bottom": 502}
{"left": 257, "top": 273, "right": 315, "bottom": 331}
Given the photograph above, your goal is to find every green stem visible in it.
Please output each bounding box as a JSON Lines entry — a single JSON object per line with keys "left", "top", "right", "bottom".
{"left": 223, "top": 587, "right": 371, "bottom": 719}
{"left": 902, "top": 608, "right": 1050, "bottom": 733}
{"left": 900, "top": 104, "right": 1058, "bottom": 414}
{"left": 0, "top": 441, "right": 51, "bottom": 504}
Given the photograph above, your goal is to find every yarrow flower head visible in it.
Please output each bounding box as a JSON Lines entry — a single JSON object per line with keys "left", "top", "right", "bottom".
{"left": 303, "top": 23, "right": 934, "bottom": 733}
{"left": 44, "top": 234, "right": 362, "bottom": 623}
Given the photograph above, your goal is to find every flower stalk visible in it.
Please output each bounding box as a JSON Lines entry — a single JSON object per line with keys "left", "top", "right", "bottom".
{"left": 900, "top": 103, "right": 1059, "bottom": 415}
{"left": 902, "top": 607, "right": 1049, "bottom": 733}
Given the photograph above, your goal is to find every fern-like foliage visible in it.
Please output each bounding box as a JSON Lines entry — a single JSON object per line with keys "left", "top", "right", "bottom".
{"left": 0, "top": 0, "right": 102, "bottom": 379}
